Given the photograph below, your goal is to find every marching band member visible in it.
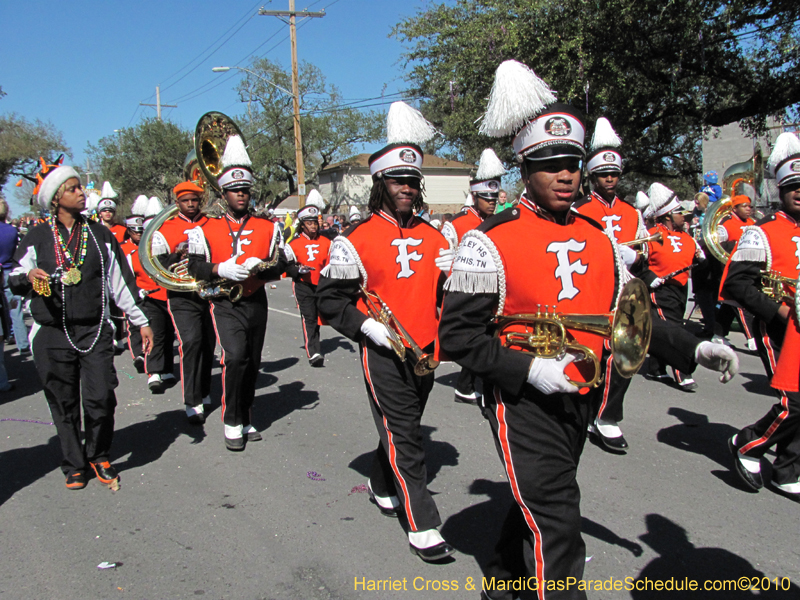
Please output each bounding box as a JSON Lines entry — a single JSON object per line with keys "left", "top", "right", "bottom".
{"left": 97, "top": 182, "right": 126, "bottom": 243}
{"left": 152, "top": 181, "right": 215, "bottom": 424}
{"left": 124, "top": 197, "right": 176, "bottom": 393}
{"left": 439, "top": 60, "right": 623, "bottom": 598}
{"left": 714, "top": 194, "right": 757, "bottom": 349}
{"left": 573, "top": 117, "right": 647, "bottom": 452}
{"left": 724, "top": 132, "right": 800, "bottom": 496}
{"left": 187, "top": 135, "right": 285, "bottom": 451}
{"left": 642, "top": 183, "right": 706, "bottom": 391}
{"left": 317, "top": 102, "right": 455, "bottom": 562}
{"left": 441, "top": 148, "right": 505, "bottom": 404}
{"left": 348, "top": 205, "right": 363, "bottom": 226}
{"left": 120, "top": 195, "right": 150, "bottom": 374}
{"left": 9, "top": 162, "right": 152, "bottom": 490}
{"left": 285, "top": 204, "right": 330, "bottom": 367}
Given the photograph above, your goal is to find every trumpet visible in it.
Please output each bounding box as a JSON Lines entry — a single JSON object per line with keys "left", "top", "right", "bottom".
{"left": 361, "top": 286, "right": 439, "bottom": 376}
{"left": 492, "top": 279, "right": 651, "bottom": 388}
{"left": 761, "top": 270, "right": 796, "bottom": 304}
{"left": 619, "top": 231, "right": 663, "bottom": 247}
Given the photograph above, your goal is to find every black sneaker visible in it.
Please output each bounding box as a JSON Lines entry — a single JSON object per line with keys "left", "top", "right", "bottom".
{"left": 90, "top": 461, "right": 118, "bottom": 485}
{"left": 65, "top": 472, "right": 87, "bottom": 490}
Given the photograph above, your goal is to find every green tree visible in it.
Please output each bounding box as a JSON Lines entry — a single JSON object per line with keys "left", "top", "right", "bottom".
{"left": 0, "top": 113, "right": 70, "bottom": 189}
{"left": 86, "top": 118, "right": 192, "bottom": 211}
{"left": 233, "top": 58, "right": 384, "bottom": 207}
{"left": 394, "top": 0, "right": 800, "bottom": 191}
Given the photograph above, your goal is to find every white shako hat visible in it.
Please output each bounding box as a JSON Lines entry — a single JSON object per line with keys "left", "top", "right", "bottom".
{"left": 125, "top": 216, "right": 144, "bottom": 230}
{"left": 144, "top": 196, "right": 164, "bottom": 224}
{"left": 305, "top": 188, "right": 326, "bottom": 210}
{"left": 479, "top": 60, "right": 585, "bottom": 162}
{"left": 218, "top": 135, "right": 254, "bottom": 190}
{"left": 768, "top": 132, "right": 800, "bottom": 188}
{"left": 587, "top": 117, "right": 623, "bottom": 174}
{"left": 297, "top": 205, "right": 320, "bottom": 221}
{"left": 470, "top": 148, "right": 506, "bottom": 199}
{"left": 130, "top": 194, "right": 149, "bottom": 217}
{"left": 100, "top": 181, "right": 118, "bottom": 200}
{"left": 349, "top": 205, "right": 362, "bottom": 221}
{"left": 634, "top": 191, "right": 650, "bottom": 212}
{"left": 648, "top": 183, "right": 681, "bottom": 218}
{"left": 37, "top": 165, "right": 80, "bottom": 210}
{"left": 369, "top": 101, "right": 436, "bottom": 179}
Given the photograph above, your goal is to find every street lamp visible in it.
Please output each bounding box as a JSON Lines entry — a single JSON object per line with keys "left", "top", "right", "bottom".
{"left": 213, "top": 65, "right": 306, "bottom": 205}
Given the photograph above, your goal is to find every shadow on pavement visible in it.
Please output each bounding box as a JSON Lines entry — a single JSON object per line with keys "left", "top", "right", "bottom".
{"left": 739, "top": 371, "right": 775, "bottom": 397}
{"left": 656, "top": 407, "right": 738, "bottom": 469}
{"left": 112, "top": 409, "right": 186, "bottom": 470}
{"left": 320, "top": 336, "right": 356, "bottom": 355}
{"left": 251, "top": 380, "right": 320, "bottom": 432}
{"left": 0, "top": 434, "right": 61, "bottom": 506}
{"left": 261, "top": 357, "right": 300, "bottom": 373}
{"left": 632, "top": 514, "right": 799, "bottom": 598}
{"left": 347, "top": 425, "right": 459, "bottom": 484}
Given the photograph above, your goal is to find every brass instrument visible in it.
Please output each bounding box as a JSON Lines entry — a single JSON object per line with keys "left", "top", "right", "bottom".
{"left": 492, "top": 279, "right": 651, "bottom": 388}
{"left": 361, "top": 286, "right": 439, "bottom": 376}
{"left": 194, "top": 111, "right": 245, "bottom": 193}
{"left": 619, "top": 232, "right": 663, "bottom": 247}
{"left": 761, "top": 270, "right": 796, "bottom": 304}
{"left": 183, "top": 148, "right": 204, "bottom": 189}
{"left": 702, "top": 148, "right": 765, "bottom": 264}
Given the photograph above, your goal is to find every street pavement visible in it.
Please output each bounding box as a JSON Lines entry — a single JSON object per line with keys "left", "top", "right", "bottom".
{"left": 1, "top": 277, "right": 798, "bottom": 599}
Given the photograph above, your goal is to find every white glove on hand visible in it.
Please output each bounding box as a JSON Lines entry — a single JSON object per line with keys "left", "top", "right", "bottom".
{"left": 435, "top": 248, "right": 455, "bottom": 274}
{"left": 217, "top": 257, "right": 250, "bottom": 282}
{"left": 695, "top": 341, "right": 739, "bottom": 383}
{"left": 360, "top": 318, "right": 393, "bottom": 349}
{"left": 242, "top": 256, "right": 263, "bottom": 272}
{"left": 618, "top": 245, "right": 638, "bottom": 267}
{"left": 650, "top": 277, "right": 664, "bottom": 289}
{"left": 298, "top": 265, "right": 313, "bottom": 275}
{"left": 526, "top": 353, "right": 580, "bottom": 395}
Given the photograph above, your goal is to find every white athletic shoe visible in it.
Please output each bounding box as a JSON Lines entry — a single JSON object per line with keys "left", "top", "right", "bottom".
{"left": 746, "top": 338, "right": 758, "bottom": 351}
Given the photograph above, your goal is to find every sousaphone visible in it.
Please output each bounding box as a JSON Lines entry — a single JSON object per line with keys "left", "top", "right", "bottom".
{"left": 194, "top": 111, "right": 246, "bottom": 193}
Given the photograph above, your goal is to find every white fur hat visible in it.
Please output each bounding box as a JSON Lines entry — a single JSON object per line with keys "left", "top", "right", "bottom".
{"left": 37, "top": 165, "right": 80, "bottom": 210}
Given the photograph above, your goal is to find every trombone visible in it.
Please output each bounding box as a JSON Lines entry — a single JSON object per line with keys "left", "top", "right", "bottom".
{"left": 361, "top": 285, "right": 440, "bottom": 376}
{"left": 619, "top": 231, "right": 663, "bottom": 247}
{"left": 492, "top": 279, "right": 651, "bottom": 388}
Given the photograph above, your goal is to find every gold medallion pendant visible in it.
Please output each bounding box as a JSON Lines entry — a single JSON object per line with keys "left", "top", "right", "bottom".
{"left": 61, "top": 268, "right": 82, "bottom": 286}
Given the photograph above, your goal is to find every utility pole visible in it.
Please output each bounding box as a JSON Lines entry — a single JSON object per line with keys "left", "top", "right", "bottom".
{"left": 140, "top": 86, "right": 177, "bottom": 121}
{"left": 259, "top": 2, "right": 325, "bottom": 207}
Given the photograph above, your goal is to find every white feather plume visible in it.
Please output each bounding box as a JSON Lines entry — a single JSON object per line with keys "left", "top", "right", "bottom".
{"left": 305, "top": 189, "right": 326, "bottom": 210}
{"left": 100, "top": 181, "right": 118, "bottom": 199}
{"left": 85, "top": 192, "right": 101, "bottom": 212}
{"left": 386, "top": 101, "right": 436, "bottom": 145}
{"left": 768, "top": 132, "right": 800, "bottom": 173}
{"left": 464, "top": 191, "right": 474, "bottom": 206}
{"left": 145, "top": 196, "right": 164, "bottom": 218}
{"left": 474, "top": 148, "right": 506, "bottom": 180}
{"left": 634, "top": 191, "right": 650, "bottom": 211}
{"left": 591, "top": 117, "right": 622, "bottom": 150}
{"left": 221, "top": 135, "right": 252, "bottom": 169}
{"left": 647, "top": 182, "right": 674, "bottom": 208}
{"left": 131, "top": 194, "right": 149, "bottom": 216}
{"left": 479, "top": 60, "right": 557, "bottom": 137}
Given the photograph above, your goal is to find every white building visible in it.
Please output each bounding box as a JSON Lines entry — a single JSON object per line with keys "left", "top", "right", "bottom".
{"left": 318, "top": 153, "right": 475, "bottom": 214}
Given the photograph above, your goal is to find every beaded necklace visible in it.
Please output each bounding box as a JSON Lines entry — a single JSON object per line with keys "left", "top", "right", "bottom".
{"left": 48, "top": 213, "right": 88, "bottom": 285}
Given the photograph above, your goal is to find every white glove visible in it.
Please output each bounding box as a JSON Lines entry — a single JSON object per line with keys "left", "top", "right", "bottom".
{"left": 526, "top": 353, "right": 580, "bottom": 395}
{"left": 360, "top": 318, "right": 393, "bottom": 349}
{"left": 217, "top": 257, "right": 250, "bottom": 282}
{"left": 242, "top": 256, "right": 263, "bottom": 272}
{"left": 650, "top": 277, "right": 664, "bottom": 289}
{"left": 618, "top": 245, "right": 638, "bottom": 267}
{"left": 434, "top": 247, "right": 455, "bottom": 274}
{"left": 694, "top": 340, "right": 739, "bottom": 383}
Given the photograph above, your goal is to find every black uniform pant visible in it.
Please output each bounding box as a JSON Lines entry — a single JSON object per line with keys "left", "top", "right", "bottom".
{"left": 455, "top": 366, "right": 478, "bottom": 396}
{"left": 32, "top": 323, "right": 118, "bottom": 476}
{"left": 293, "top": 280, "right": 321, "bottom": 358}
{"left": 735, "top": 316, "right": 800, "bottom": 484}
{"left": 691, "top": 253, "right": 719, "bottom": 335}
{"left": 595, "top": 344, "right": 632, "bottom": 423}
{"left": 649, "top": 284, "right": 691, "bottom": 382}
{"left": 359, "top": 339, "right": 440, "bottom": 533}
{"left": 168, "top": 293, "right": 214, "bottom": 407}
{"left": 482, "top": 384, "right": 593, "bottom": 600}
{"left": 717, "top": 303, "right": 755, "bottom": 339}
{"left": 209, "top": 291, "right": 268, "bottom": 428}
{"left": 142, "top": 296, "right": 175, "bottom": 376}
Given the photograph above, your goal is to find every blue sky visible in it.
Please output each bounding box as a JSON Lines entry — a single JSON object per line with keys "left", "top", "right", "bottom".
{"left": 1, "top": 0, "right": 438, "bottom": 216}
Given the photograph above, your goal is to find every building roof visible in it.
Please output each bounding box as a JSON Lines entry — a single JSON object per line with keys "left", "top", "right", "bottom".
{"left": 320, "top": 153, "right": 475, "bottom": 174}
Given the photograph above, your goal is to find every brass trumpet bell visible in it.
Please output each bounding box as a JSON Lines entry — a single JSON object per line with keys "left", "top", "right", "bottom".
{"left": 493, "top": 279, "right": 651, "bottom": 388}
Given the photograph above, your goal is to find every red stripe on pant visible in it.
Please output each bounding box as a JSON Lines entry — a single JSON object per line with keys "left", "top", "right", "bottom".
{"left": 741, "top": 392, "right": 791, "bottom": 455}
{"left": 208, "top": 303, "right": 227, "bottom": 423}
{"left": 166, "top": 299, "right": 186, "bottom": 404}
{"left": 493, "top": 387, "right": 546, "bottom": 600}
{"left": 760, "top": 320, "right": 778, "bottom": 376}
{"left": 361, "top": 343, "right": 417, "bottom": 531}
{"left": 293, "top": 281, "right": 312, "bottom": 358}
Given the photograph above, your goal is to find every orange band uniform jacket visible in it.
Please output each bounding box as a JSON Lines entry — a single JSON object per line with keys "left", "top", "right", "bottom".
{"left": 122, "top": 240, "right": 167, "bottom": 301}
{"left": 318, "top": 210, "right": 449, "bottom": 350}
{"left": 287, "top": 233, "right": 331, "bottom": 286}
{"left": 441, "top": 201, "right": 624, "bottom": 388}
{"left": 572, "top": 192, "right": 649, "bottom": 246}
{"left": 187, "top": 214, "right": 281, "bottom": 298}
{"left": 441, "top": 207, "right": 484, "bottom": 248}
{"left": 645, "top": 224, "right": 699, "bottom": 287}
